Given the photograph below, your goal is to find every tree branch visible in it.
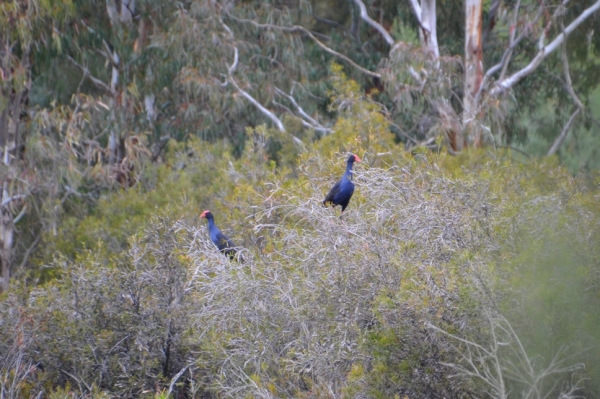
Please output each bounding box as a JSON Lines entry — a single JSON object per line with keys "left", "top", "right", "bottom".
{"left": 482, "top": 0, "right": 501, "bottom": 47}
{"left": 229, "top": 77, "right": 288, "bottom": 134}
{"left": 1, "top": 194, "right": 26, "bottom": 208}
{"left": 352, "top": 0, "right": 395, "bottom": 47}
{"left": 274, "top": 87, "right": 333, "bottom": 134}
{"left": 18, "top": 234, "right": 41, "bottom": 270}
{"left": 67, "top": 56, "right": 116, "bottom": 96}
{"left": 218, "top": 17, "right": 303, "bottom": 146}
{"left": 477, "top": 0, "right": 536, "bottom": 102}
{"left": 547, "top": 22, "right": 584, "bottom": 156}
{"left": 226, "top": 14, "right": 381, "bottom": 78}
{"left": 491, "top": 0, "right": 600, "bottom": 96}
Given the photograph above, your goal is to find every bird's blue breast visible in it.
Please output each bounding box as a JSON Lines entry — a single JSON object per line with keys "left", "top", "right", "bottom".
{"left": 209, "top": 228, "right": 222, "bottom": 244}
{"left": 334, "top": 176, "right": 355, "bottom": 202}
{"left": 207, "top": 221, "right": 222, "bottom": 245}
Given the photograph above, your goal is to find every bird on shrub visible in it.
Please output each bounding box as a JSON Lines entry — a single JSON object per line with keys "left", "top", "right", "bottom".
{"left": 200, "top": 210, "right": 238, "bottom": 259}
{"left": 323, "top": 154, "right": 361, "bottom": 213}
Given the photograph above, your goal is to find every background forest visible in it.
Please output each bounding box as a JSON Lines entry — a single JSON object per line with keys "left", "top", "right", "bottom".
{"left": 1, "top": 0, "right": 600, "bottom": 398}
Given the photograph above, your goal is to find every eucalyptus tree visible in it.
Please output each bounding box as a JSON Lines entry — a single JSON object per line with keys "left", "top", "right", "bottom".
{"left": 344, "top": 0, "right": 600, "bottom": 151}
{"left": 0, "top": 0, "right": 77, "bottom": 292}
{"left": 0, "top": 0, "right": 174, "bottom": 291}
{"left": 153, "top": 0, "right": 600, "bottom": 154}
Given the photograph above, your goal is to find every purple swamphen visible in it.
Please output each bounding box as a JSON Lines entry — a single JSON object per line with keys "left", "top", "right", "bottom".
{"left": 200, "top": 210, "right": 237, "bottom": 259}
{"left": 323, "top": 154, "right": 361, "bottom": 213}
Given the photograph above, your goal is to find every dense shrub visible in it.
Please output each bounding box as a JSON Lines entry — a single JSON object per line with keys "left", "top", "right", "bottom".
{"left": 3, "top": 142, "right": 597, "bottom": 397}
{"left": 2, "top": 71, "right": 598, "bottom": 398}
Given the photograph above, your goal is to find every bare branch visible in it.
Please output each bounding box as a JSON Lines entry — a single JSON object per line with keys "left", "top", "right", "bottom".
{"left": 67, "top": 56, "right": 117, "bottom": 96}
{"left": 495, "top": 0, "right": 523, "bottom": 85}
{"left": 228, "top": 77, "right": 290, "bottom": 136}
{"left": 167, "top": 364, "right": 193, "bottom": 397}
{"left": 227, "top": 14, "right": 381, "bottom": 78}
{"left": 218, "top": 17, "right": 303, "bottom": 145}
{"left": 480, "top": 0, "right": 550, "bottom": 95}
{"left": 491, "top": 0, "right": 600, "bottom": 96}
{"left": 18, "top": 234, "right": 41, "bottom": 270}
{"left": 274, "top": 87, "right": 333, "bottom": 134}
{"left": 482, "top": 0, "right": 502, "bottom": 47}
{"left": 352, "top": 0, "right": 395, "bottom": 47}
{"left": 547, "top": 106, "right": 582, "bottom": 157}
{"left": 273, "top": 100, "right": 331, "bottom": 133}
{"left": 12, "top": 204, "right": 27, "bottom": 225}
{"left": 548, "top": 19, "right": 584, "bottom": 156}
{"left": 1, "top": 194, "right": 26, "bottom": 208}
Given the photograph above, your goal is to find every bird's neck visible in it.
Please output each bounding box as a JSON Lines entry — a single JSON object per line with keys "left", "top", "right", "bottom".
{"left": 207, "top": 217, "right": 216, "bottom": 230}
{"left": 344, "top": 162, "right": 354, "bottom": 179}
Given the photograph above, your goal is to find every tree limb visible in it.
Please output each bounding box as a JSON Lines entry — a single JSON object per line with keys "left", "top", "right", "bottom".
{"left": 227, "top": 14, "right": 381, "bottom": 78}
{"left": 352, "top": 0, "right": 395, "bottom": 47}
{"left": 491, "top": 0, "right": 600, "bottom": 96}
{"left": 1, "top": 194, "right": 27, "bottom": 208}
{"left": 218, "top": 17, "right": 303, "bottom": 145}
{"left": 274, "top": 87, "right": 333, "bottom": 134}
{"left": 500, "top": 0, "right": 527, "bottom": 82}
{"left": 18, "top": 234, "right": 41, "bottom": 270}
{"left": 547, "top": 23, "right": 584, "bottom": 156}
{"left": 476, "top": 0, "right": 531, "bottom": 102}
{"left": 482, "top": 0, "right": 501, "bottom": 48}
{"left": 67, "top": 56, "right": 117, "bottom": 96}
{"left": 229, "top": 76, "right": 288, "bottom": 134}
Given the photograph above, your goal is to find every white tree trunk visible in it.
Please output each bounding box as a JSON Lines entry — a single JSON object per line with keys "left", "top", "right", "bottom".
{"left": 408, "top": 0, "right": 440, "bottom": 58}
{"left": 0, "top": 89, "right": 24, "bottom": 293}
{"left": 463, "top": 0, "right": 484, "bottom": 149}
{"left": 420, "top": 0, "right": 439, "bottom": 58}
{"left": 0, "top": 182, "right": 14, "bottom": 293}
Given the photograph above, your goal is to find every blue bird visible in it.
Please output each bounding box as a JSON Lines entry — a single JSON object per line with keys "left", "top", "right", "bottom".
{"left": 323, "top": 154, "right": 361, "bottom": 213}
{"left": 200, "top": 210, "right": 237, "bottom": 259}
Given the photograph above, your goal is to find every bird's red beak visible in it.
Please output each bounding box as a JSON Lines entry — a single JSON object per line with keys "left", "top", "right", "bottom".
{"left": 200, "top": 210, "right": 209, "bottom": 218}
{"left": 354, "top": 155, "right": 361, "bottom": 163}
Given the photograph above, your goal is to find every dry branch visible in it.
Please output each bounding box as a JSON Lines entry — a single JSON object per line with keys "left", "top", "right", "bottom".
{"left": 547, "top": 19, "right": 585, "bottom": 156}
{"left": 274, "top": 87, "right": 333, "bottom": 134}
{"left": 352, "top": 0, "right": 395, "bottom": 47}
{"left": 67, "top": 56, "right": 116, "bottom": 96}
{"left": 218, "top": 17, "right": 306, "bottom": 146}
{"left": 491, "top": 0, "right": 600, "bottom": 96}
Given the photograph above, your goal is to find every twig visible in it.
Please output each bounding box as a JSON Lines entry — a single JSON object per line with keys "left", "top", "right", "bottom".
{"left": 491, "top": 0, "right": 600, "bottom": 96}
{"left": 274, "top": 87, "right": 333, "bottom": 134}
{"left": 547, "top": 19, "right": 584, "bottom": 156}
{"left": 1, "top": 194, "right": 26, "bottom": 208}
{"left": 166, "top": 363, "right": 193, "bottom": 396}
{"left": 547, "top": 108, "right": 581, "bottom": 156}
{"left": 351, "top": 0, "right": 395, "bottom": 47}
{"left": 67, "top": 56, "right": 116, "bottom": 96}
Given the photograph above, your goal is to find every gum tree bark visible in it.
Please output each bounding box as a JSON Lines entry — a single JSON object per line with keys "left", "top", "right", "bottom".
{"left": 0, "top": 60, "right": 28, "bottom": 293}
{"left": 463, "top": 0, "right": 484, "bottom": 149}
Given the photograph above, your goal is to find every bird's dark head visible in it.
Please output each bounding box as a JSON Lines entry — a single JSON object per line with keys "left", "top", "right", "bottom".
{"left": 200, "top": 210, "right": 213, "bottom": 219}
{"left": 348, "top": 154, "right": 361, "bottom": 163}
